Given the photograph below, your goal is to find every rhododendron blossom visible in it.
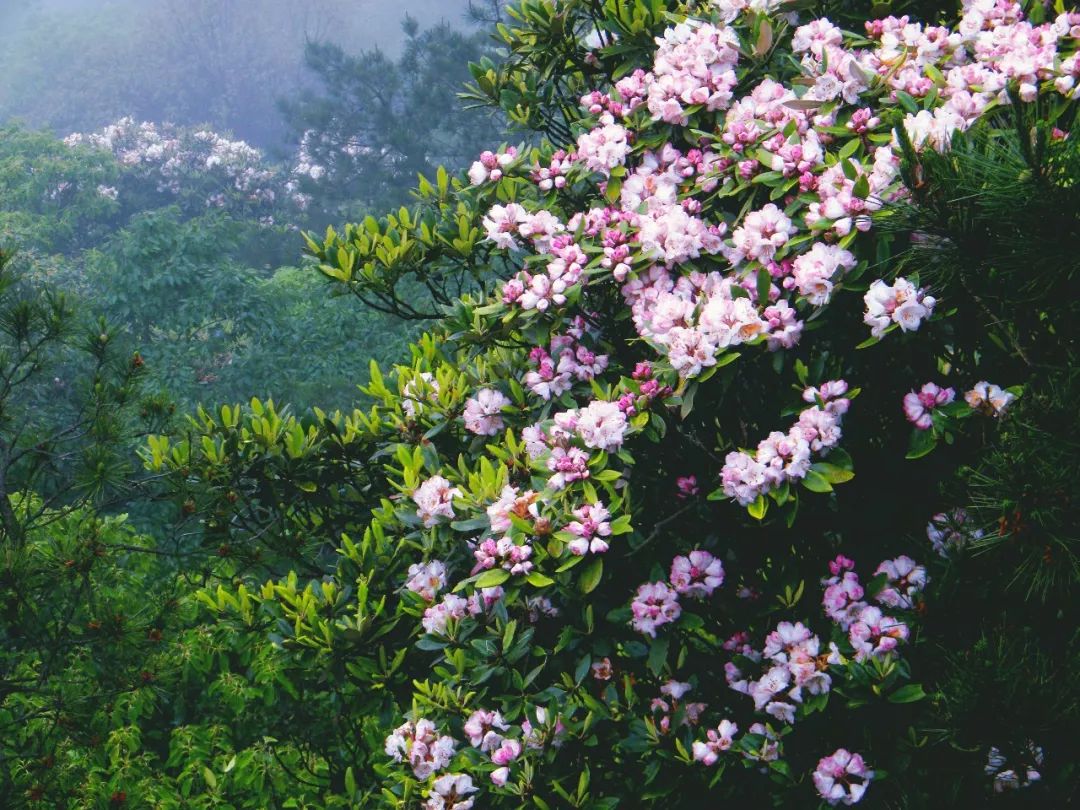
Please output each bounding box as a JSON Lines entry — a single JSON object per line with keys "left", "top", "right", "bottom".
{"left": 903, "top": 382, "right": 955, "bottom": 430}
{"left": 692, "top": 720, "right": 738, "bottom": 764}
{"left": 425, "top": 774, "right": 477, "bottom": 810}
{"left": 965, "top": 381, "right": 1017, "bottom": 416}
{"left": 927, "top": 508, "right": 984, "bottom": 557}
{"left": 669, "top": 550, "right": 725, "bottom": 597}
{"left": 874, "top": 555, "right": 928, "bottom": 609}
{"left": 405, "top": 560, "right": 448, "bottom": 602}
{"left": 413, "top": 476, "right": 460, "bottom": 528}
{"left": 864, "top": 277, "right": 937, "bottom": 337}
{"left": 463, "top": 388, "right": 511, "bottom": 436}
{"left": 385, "top": 719, "right": 457, "bottom": 779}
{"left": 630, "top": 582, "right": 682, "bottom": 637}
{"left": 813, "top": 748, "right": 874, "bottom": 805}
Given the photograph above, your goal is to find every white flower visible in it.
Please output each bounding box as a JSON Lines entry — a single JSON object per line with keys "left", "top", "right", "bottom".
{"left": 463, "top": 388, "right": 511, "bottom": 436}
{"left": 413, "top": 476, "right": 460, "bottom": 527}
{"left": 575, "top": 400, "right": 628, "bottom": 451}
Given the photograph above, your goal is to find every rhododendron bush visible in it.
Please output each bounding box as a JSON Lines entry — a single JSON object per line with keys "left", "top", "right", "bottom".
{"left": 147, "top": 0, "right": 1080, "bottom": 806}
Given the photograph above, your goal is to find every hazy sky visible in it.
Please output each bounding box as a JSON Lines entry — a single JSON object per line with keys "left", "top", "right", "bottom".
{"left": 0, "top": 0, "right": 478, "bottom": 146}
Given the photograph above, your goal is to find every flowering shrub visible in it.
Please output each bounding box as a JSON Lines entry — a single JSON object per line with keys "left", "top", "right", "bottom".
{"left": 143, "top": 0, "right": 1080, "bottom": 806}
{"left": 64, "top": 117, "right": 312, "bottom": 221}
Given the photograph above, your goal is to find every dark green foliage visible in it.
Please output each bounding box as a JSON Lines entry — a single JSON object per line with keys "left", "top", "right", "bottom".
{"left": 281, "top": 21, "right": 509, "bottom": 222}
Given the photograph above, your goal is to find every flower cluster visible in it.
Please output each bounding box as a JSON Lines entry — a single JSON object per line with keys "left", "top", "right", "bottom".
{"left": 370, "top": 2, "right": 1068, "bottom": 804}
{"left": 421, "top": 588, "right": 504, "bottom": 636}
{"left": 385, "top": 719, "right": 457, "bottom": 780}
{"left": 414, "top": 476, "right": 460, "bottom": 528}
{"left": 985, "top": 741, "right": 1044, "bottom": 793}
{"left": 463, "top": 388, "right": 511, "bottom": 436}
{"left": 821, "top": 555, "right": 917, "bottom": 662}
{"left": 927, "top": 508, "right": 984, "bottom": 557}
{"left": 646, "top": 22, "right": 741, "bottom": 125}
{"left": 65, "top": 117, "right": 310, "bottom": 214}
{"left": 903, "top": 382, "right": 955, "bottom": 430}
{"left": 813, "top": 748, "right": 874, "bottom": 806}
{"left": 864, "top": 277, "right": 936, "bottom": 338}
{"left": 631, "top": 549, "right": 724, "bottom": 637}
{"left": 965, "top": 380, "right": 1017, "bottom": 417}
{"left": 720, "top": 381, "right": 850, "bottom": 506}
{"left": 726, "top": 620, "right": 832, "bottom": 726}
{"left": 469, "top": 147, "right": 519, "bottom": 186}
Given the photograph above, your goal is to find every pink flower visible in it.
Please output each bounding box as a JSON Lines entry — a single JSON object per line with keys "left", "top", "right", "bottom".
{"left": 874, "top": 555, "right": 927, "bottom": 609}
{"left": 521, "top": 707, "right": 565, "bottom": 749}
{"left": 490, "top": 738, "right": 522, "bottom": 766}
{"left": 546, "top": 446, "right": 591, "bottom": 490}
{"left": 630, "top": 581, "right": 682, "bottom": 637}
{"left": 576, "top": 115, "right": 631, "bottom": 175}
{"left": 813, "top": 748, "right": 874, "bottom": 805}
{"left": 591, "top": 657, "right": 613, "bottom": 680}
{"left": 425, "top": 774, "right": 477, "bottom": 810}
{"left": 863, "top": 277, "right": 936, "bottom": 337}
{"left": 463, "top": 709, "right": 509, "bottom": 752}
{"left": 720, "top": 450, "right": 769, "bottom": 506}
{"left": 927, "top": 508, "right": 983, "bottom": 557}
{"left": 404, "top": 560, "right": 447, "bottom": 602}
{"left": 384, "top": 719, "right": 457, "bottom": 779}
{"left": 413, "top": 476, "right": 460, "bottom": 527}
{"left": 669, "top": 550, "right": 725, "bottom": 598}
{"left": 692, "top": 720, "right": 738, "bottom": 765}
{"left": 421, "top": 594, "right": 471, "bottom": 636}
{"left": 902, "top": 382, "right": 955, "bottom": 430}
{"left": 575, "top": 400, "right": 628, "bottom": 451}
{"left": 471, "top": 536, "right": 534, "bottom": 576}
{"left": 792, "top": 243, "right": 856, "bottom": 306}
{"left": 728, "top": 203, "right": 795, "bottom": 265}
{"left": 756, "top": 430, "right": 812, "bottom": 485}
{"left": 676, "top": 475, "right": 700, "bottom": 498}
{"left": 964, "top": 381, "right": 1016, "bottom": 417}
{"left": 848, "top": 605, "right": 909, "bottom": 662}
{"left": 463, "top": 388, "right": 511, "bottom": 436}
{"left": 822, "top": 571, "right": 865, "bottom": 629}
{"left": 566, "top": 501, "right": 613, "bottom": 555}
{"left": 482, "top": 203, "right": 526, "bottom": 250}
{"left": 486, "top": 486, "right": 539, "bottom": 534}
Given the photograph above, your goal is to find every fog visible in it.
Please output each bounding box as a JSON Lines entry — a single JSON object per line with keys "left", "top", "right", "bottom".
{"left": 0, "top": 0, "right": 478, "bottom": 148}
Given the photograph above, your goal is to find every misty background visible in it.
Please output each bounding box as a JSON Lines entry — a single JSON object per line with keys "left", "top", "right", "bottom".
{"left": 0, "top": 0, "right": 479, "bottom": 149}
{"left": 0, "top": 0, "right": 511, "bottom": 411}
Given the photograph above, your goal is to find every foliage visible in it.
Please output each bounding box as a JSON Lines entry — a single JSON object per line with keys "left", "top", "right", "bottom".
{"left": 2, "top": 0, "right": 1079, "bottom": 808}
{"left": 150, "top": 1, "right": 1080, "bottom": 808}
{"left": 282, "top": 21, "right": 510, "bottom": 222}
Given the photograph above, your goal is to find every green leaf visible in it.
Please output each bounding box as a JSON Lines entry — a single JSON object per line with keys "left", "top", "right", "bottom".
{"left": 757, "top": 267, "right": 771, "bottom": 307}
{"left": 556, "top": 555, "right": 586, "bottom": 573}
{"left": 826, "top": 447, "right": 854, "bottom": 471}
{"left": 748, "top": 494, "right": 769, "bottom": 520}
{"left": 905, "top": 428, "right": 937, "bottom": 460}
{"left": 526, "top": 572, "right": 555, "bottom": 588}
{"left": 888, "top": 683, "right": 927, "bottom": 704}
{"left": 647, "top": 637, "right": 669, "bottom": 677}
{"left": 894, "top": 90, "right": 920, "bottom": 114}
{"left": 810, "top": 462, "right": 854, "bottom": 484}
{"left": 579, "top": 557, "right": 604, "bottom": 594}
{"left": 838, "top": 136, "right": 860, "bottom": 160}
{"left": 801, "top": 470, "right": 833, "bottom": 493}
{"left": 475, "top": 568, "right": 510, "bottom": 589}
